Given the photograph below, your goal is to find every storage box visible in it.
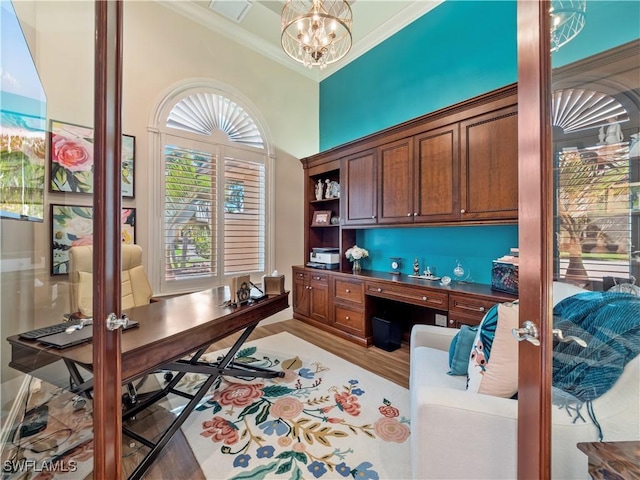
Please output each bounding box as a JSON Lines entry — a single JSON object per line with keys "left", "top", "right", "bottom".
{"left": 491, "top": 262, "right": 519, "bottom": 294}
{"left": 262, "top": 274, "right": 285, "bottom": 295}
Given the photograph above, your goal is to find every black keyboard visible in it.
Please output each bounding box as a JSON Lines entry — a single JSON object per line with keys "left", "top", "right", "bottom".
{"left": 19, "top": 321, "right": 81, "bottom": 340}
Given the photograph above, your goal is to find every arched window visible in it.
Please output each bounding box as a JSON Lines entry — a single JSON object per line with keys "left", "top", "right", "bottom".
{"left": 149, "top": 82, "right": 273, "bottom": 295}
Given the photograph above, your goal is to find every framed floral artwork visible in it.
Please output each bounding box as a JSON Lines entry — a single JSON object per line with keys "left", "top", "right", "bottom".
{"left": 50, "top": 204, "right": 136, "bottom": 275}
{"left": 49, "top": 119, "right": 135, "bottom": 197}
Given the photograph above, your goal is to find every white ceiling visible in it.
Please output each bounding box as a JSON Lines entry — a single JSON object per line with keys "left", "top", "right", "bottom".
{"left": 159, "top": 0, "right": 444, "bottom": 81}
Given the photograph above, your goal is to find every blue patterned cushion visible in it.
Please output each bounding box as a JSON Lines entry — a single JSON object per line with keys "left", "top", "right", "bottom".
{"left": 448, "top": 325, "right": 478, "bottom": 376}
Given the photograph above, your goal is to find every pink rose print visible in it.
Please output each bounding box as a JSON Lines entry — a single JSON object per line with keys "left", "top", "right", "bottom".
{"left": 201, "top": 416, "right": 239, "bottom": 445}
{"left": 374, "top": 417, "right": 410, "bottom": 443}
{"left": 72, "top": 235, "right": 94, "bottom": 246}
{"left": 52, "top": 135, "right": 93, "bottom": 172}
{"left": 379, "top": 404, "right": 400, "bottom": 418}
{"left": 334, "top": 391, "right": 361, "bottom": 416}
{"left": 215, "top": 383, "right": 264, "bottom": 407}
{"left": 270, "top": 397, "right": 303, "bottom": 419}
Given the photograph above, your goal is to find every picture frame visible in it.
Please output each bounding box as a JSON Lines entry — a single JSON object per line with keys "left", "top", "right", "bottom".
{"left": 50, "top": 204, "right": 136, "bottom": 275}
{"left": 311, "top": 210, "right": 332, "bottom": 226}
{"left": 49, "top": 119, "right": 135, "bottom": 198}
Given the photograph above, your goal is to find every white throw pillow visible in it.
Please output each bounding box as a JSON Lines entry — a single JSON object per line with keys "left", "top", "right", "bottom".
{"left": 467, "top": 302, "right": 520, "bottom": 398}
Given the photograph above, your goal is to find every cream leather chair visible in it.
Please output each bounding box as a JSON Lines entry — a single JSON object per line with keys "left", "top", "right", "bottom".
{"left": 68, "top": 244, "right": 165, "bottom": 405}
{"left": 68, "top": 244, "right": 153, "bottom": 317}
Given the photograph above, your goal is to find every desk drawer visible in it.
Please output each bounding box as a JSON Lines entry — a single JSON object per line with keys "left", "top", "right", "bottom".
{"left": 334, "top": 305, "right": 365, "bottom": 334}
{"left": 448, "top": 294, "right": 497, "bottom": 322}
{"left": 365, "top": 281, "right": 447, "bottom": 310}
{"left": 334, "top": 278, "right": 365, "bottom": 304}
{"left": 309, "top": 272, "right": 328, "bottom": 285}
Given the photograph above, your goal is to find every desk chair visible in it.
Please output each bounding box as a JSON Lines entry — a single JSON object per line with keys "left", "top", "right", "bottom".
{"left": 68, "top": 244, "right": 169, "bottom": 405}
{"left": 69, "top": 244, "right": 153, "bottom": 318}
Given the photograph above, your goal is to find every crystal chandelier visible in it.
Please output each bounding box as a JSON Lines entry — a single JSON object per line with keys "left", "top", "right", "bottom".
{"left": 281, "top": 0, "right": 353, "bottom": 70}
{"left": 550, "top": 0, "right": 586, "bottom": 52}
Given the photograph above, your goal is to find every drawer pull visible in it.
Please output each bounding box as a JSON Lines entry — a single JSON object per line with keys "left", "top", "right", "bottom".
{"left": 407, "top": 213, "right": 411, "bottom": 216}
{"left": 313, "top": 276, "right": 321, "bottom": 280}
{"left": 377, "top": 288, "right": 382, "bottom": 292}
{"left": 345, "top": 289, "right": 351, "bottom": 293}
{"left": 457, "top": 303, "right": 486, "bottom": 313}
{"left": 297, "top": 273, "right": 303, "bottom": 277}
{"left": 345, "top": 316, "right": 350, "bottom": 321}
{"left": 422, "top": 296, "right": 428, "bottom": 301}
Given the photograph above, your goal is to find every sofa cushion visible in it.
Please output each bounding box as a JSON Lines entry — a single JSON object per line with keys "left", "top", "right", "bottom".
{"left": 467, "top": 302, "right": 520, "bottom": 397}
{"left": 448, "top": 325, "right": 478, "bottom": 376}
{"left": 412, "top": 346, "right": 467, "bottom": 391}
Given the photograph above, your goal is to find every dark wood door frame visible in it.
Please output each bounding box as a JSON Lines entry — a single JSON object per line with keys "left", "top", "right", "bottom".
{"left": 517, "top": 1, "right": 553, "bottom": 478}
{"left": 93, "top": 1, "right": 124, "bottom": 478}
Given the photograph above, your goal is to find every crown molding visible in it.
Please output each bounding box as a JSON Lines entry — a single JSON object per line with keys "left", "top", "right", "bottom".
{"left": 159, "top": 0, "right": 444, "bottom": 83}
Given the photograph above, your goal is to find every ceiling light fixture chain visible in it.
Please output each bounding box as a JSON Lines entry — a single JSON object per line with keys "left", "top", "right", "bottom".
{"left": 281, "top": 0, "right": 353, "bottom": 70}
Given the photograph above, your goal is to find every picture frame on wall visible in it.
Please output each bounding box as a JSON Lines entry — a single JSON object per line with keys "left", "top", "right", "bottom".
{"left": 50, "top": 204, "right": 136, "bottom": 275}
{"left": 49, "top": 119, "right": 135, "bottom": 197}
{"left": 311, "top": 210, "right": 332, "bottom": 226}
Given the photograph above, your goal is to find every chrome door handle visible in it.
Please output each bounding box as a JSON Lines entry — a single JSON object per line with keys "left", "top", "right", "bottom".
{"left": 512, "top": 320, "right": 541, "bottom": 346}
{"left": 553, "top": 329, "right": 587, "bottom": 348}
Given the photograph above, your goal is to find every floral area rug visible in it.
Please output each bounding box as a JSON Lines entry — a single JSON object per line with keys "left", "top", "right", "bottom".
{"left": 173, "top": 332, "right": 411, "bottom": 480}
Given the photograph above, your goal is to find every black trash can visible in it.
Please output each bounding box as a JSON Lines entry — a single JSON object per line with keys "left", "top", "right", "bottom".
{"left": 372, "top": 316, "right": 402, "bottom": 352}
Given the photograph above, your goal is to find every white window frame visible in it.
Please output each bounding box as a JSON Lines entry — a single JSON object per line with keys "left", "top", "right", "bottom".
{"left": 148, "top": 80, "right": 275, "bottom": 296}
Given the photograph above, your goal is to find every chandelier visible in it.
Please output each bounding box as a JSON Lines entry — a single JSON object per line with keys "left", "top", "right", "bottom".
{"left": 550, "top": 0, "right": 586, "bottom": 52}
{"left": 281, "top": 0, "right": 353, "bottom": 70}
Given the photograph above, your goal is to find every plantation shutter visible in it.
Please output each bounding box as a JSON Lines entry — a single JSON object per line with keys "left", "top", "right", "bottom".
{"left": 164, "top": 142, "right": 217, "bottom": 282}
{"left": 556, "top": 143, "right": 632, "bottom": 282}
{"left": 224, "top": 148, "right": 265, "bottom": 274}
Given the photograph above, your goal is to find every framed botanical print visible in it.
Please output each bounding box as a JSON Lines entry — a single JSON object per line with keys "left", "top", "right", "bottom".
{"left": 50, "top": 204, "right": 136, "bottom": 275}
{"left": 49, "top": 119, "right": 135, "bottom": 197}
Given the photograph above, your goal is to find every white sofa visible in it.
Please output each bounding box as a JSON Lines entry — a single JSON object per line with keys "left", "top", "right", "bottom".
{"left": 410, "top": 312, "right": 640, "bottom": 479}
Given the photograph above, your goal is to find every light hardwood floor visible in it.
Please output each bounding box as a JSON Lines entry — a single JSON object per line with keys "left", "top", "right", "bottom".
{"left": 123, "top": 319, "right": 411, "bottom": 479}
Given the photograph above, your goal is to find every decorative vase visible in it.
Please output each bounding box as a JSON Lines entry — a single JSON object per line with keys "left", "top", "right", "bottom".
{"left": 352, "top": 259, "right": 361, "bottom": 272}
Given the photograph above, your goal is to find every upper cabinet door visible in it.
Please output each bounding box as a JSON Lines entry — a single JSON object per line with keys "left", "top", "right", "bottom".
{"left": 414, "top": 123, "right": 460, "bottom": 222}
{"left": 460, "top": 104, "right": 519, "bottom": 221}
{"left": 342, "top": 149, "right": 378, "bottom": 225}
{"left": 378, "top": 138, "right": 414, "bottom": 224}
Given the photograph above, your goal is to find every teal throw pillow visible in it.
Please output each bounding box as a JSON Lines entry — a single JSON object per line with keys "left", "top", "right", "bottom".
{"left": 448, "top": 324, "right": 479, "bottom": 376}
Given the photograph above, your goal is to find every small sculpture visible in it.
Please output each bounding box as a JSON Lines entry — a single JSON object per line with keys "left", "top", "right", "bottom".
{"left": 315, "top": 179, "right": 324, "bottom": 200}
{"left": 413, "top": 257, "right": 420, "bottom": 276}
{"left": 604, "top": 119, "right": 624, "bottom": 145}
{"left": 326, "top": 180, "right": 340, "bottom": 199}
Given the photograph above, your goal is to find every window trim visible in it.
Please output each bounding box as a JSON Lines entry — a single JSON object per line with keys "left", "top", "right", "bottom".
{"left": 149, "top": 79, "right": 275, "bottom": 296}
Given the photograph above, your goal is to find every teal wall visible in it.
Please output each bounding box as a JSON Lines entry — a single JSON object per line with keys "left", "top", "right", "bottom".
{"left": 319, "top": 0, "right": 639, "bottom": 286}
{"left": 354, "top": 225, "right": 518, "bottom": 285}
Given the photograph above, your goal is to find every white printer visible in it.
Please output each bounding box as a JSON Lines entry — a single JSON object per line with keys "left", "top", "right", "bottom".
{"left": 307, "top": 248, "right": 340, "bottom": 269}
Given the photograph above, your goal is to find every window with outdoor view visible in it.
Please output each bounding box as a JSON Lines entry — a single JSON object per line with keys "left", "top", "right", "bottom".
{"left": 155, "top": 89, "right": 269, "bottom": 294}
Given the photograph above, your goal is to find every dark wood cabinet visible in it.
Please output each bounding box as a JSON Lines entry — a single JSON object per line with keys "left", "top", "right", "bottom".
{"left": 378, "top": 138, "right": 414, "bottom": 224}
{"left": 448, "top": 292, "right": 500, "bottom": 327}
{"left": 292, "top": 267, "right": 329, "bottom": 324}
{"left": 292, "top": 266, "right": 516, "bottom": 345}
{"left": 460, "top": 103, "right": 519, "bottom": 221}
{"left": 342, "top": 149, "right": 377, "bottom": 225}
{"left": 414, "top": 124, "right": 460, "bottom": 222}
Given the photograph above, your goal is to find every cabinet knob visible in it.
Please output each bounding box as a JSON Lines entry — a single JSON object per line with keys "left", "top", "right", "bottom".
{"left": 345, "top": 289, "right": 351, "bottom": 293}
{"left": 460, "top": 209, "right": 466, "bottom": 214}
{"left": 407, "top": 213, "right": 412, "bottom": 216}
{"left": 297, "top": 273, "right": 303, "bottom": 277}
{"left": 345, "top": 316, "right": 350, "bottom": 321}
{"left": 371, "top": 215, "right": 376, "bottom": 219}
{"left": 479, "top": 307, "right": 485, "bottom": 312}
{"left": 449, "top": 319, "right": 454, "bottom": 324}
{"left": 413, "top": 212, "right": 417, "bottom": 216}
{"left": 422, "top": 296, "right": 428, "bottom": 301}
{"left": 377, "top": 288, "right": 382, "bottom": 292}
{"left": 308, "top": 286, "right": 313, "bottom": 290}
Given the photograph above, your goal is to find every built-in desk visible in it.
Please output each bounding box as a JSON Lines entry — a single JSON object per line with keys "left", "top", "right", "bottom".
{"left": 292, "top": 266, "right": 517, "bottom": 346}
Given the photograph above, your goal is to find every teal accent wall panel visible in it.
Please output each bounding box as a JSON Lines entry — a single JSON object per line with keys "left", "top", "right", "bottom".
{"left": 352, "top": 225, "right": 518, "bottom": 285}
{"left": 320, "top": 1, "right": 517, "bottom": 151}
